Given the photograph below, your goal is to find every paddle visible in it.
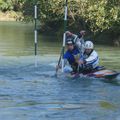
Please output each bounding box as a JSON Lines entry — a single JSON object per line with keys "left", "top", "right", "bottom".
{"left": 55, "top": 0, "right": 68, "bottom": 76}
{"left": 73, "top": 32, "right": 85, "bottom": 73}
{"left": 77, "top": 35, "right": 85, "bottom": 73}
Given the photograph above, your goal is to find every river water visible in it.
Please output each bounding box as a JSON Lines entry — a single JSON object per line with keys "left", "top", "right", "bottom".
{"left": 0, "top": 22, "right": 120, "bottom": 120}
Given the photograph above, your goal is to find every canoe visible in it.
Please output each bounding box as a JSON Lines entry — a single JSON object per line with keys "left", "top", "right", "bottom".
{"left": 86, "top": 69, "right": 119, "bottom": 79}
{"left": 64, "top": 67, "right": 119, "bottom": 80}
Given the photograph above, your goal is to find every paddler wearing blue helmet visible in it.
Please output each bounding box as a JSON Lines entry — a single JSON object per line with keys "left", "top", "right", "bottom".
{"left": 63, "top": 37, "right": 80, "bottom": 73}
{"left": 56, "top": 36, "right": 80, "bottom": 73}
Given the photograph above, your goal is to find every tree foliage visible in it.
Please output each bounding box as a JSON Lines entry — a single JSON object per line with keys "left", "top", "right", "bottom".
{"left": 0, "top": 0, "right": 120, "bottom": 37}
{"left": 82, "top": 0, "right": 120, "bottom": 32}
{"left": 22, "top": 0, "right": 120, "bottom": 34}
{"left": 0, "top": 0, "right": 25, "bottom": 12}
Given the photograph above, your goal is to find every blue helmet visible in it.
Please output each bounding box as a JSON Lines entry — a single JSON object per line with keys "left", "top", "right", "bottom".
{"left": 66, "top": 36, "right": 74, "bottom": 45}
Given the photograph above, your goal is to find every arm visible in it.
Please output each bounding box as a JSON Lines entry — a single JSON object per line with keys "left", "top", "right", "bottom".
{"left": 56, "top": 51, "right": 69, "bottom": 70}
{"left": 66, "top": 30, "right": 86, "bottom": 43}
{"left": 85, "top": 51, "right": 99, "bottom": 64}
{"left": 56, "top": 59, "right": 68, "bottom": 71}
{"left": 77, "top": 51, "right": 99, "bottom": 66}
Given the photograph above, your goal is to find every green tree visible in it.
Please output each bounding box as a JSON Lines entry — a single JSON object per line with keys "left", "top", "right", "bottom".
{"left": 82, "top": 0, "right": 120, "bottom": 33}
{"left": 0, "top": 0, "right": 25, "bottom": 12}
{"left": 0, "top": 0, "right": 119, "bottom": 43}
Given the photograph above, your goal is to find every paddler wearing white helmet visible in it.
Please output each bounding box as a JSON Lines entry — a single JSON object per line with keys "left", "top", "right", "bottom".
{"left": 77, "top": 40, "right": 99, "bottom": 73}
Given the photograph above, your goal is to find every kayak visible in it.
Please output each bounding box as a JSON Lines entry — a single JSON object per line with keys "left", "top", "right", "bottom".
{"left": 64, "top": 67, "right": 119, "bottom": 80}
{"left": 87, "top": 69, "right": 119, "bottom": 79}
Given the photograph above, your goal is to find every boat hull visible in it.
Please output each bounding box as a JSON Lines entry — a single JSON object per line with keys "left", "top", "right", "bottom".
{"left": 65, "top": 69, "right": 119, "bottom": 80}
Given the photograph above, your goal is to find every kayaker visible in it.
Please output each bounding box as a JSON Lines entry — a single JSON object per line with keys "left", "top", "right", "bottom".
{"left": 77, "top": 41, "right": 99, "bottom": 73}
{"left": 56, "top": 38, "right": 80, "bottom": 73}
{"left": 66, "top": 30, "right": 86, "bottom": 54}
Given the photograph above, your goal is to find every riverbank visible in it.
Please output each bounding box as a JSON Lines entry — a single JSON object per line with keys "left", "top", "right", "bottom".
{"left": 0, "top": 11, "right": 23, "bottom": 21}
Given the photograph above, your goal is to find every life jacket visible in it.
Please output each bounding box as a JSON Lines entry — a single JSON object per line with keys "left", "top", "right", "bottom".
{"left": 83, "top": 50, "right": 99, "bottom": 69}
{"left": 64, "top": 47, "right": 80, "bottom": 72}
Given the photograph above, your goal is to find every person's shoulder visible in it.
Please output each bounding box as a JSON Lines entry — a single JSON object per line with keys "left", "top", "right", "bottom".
{"left": 74, "top": 46, "right": 79, "bottom": 50}
{"left": 73, "top": 47, "right": 80, "bottom": 54}
{"left": 65, "top": 50, "right": 72, "bottom": 56}
{"left": 92, "top": 50, "right": 98, "bottom": 55}
{"left": 73, "top": 47, "right": 79, "bottom": 51}
{"left": 65, "top": 50, "right": 69, "bottom": 54}
{"left": 93, "top": 50, "right": 98, "bottom": 53}
{"left": 64, "top": 50, "right": 70, "bottom": 58}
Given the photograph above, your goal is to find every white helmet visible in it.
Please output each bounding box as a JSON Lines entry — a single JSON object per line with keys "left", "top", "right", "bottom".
{"left": 84, "top": 41, "right": 94, "bottom": 49}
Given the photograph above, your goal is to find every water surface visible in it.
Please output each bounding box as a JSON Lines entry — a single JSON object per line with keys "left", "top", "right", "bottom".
{"left": 0, "top": 22, "right": 120, "bottom": 120}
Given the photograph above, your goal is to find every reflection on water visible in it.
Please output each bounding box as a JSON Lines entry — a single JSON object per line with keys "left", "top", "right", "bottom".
{"left": 100, "top": 101, "right": 116, "bottom": 110}
{"left": 0, "top": 22, "right": 120, "bottom": 120}
{"left": 0, "top": 22, "right": 61, "bottom": 56}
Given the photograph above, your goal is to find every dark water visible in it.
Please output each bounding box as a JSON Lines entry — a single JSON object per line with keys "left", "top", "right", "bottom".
{"left": 0, "top": 22, "right": 120, "bottom": 120}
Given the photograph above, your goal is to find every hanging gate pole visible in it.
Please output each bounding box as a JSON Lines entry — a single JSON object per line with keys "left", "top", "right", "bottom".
{"left": 34, "top": 5, "right": 38, "bottom": 67}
